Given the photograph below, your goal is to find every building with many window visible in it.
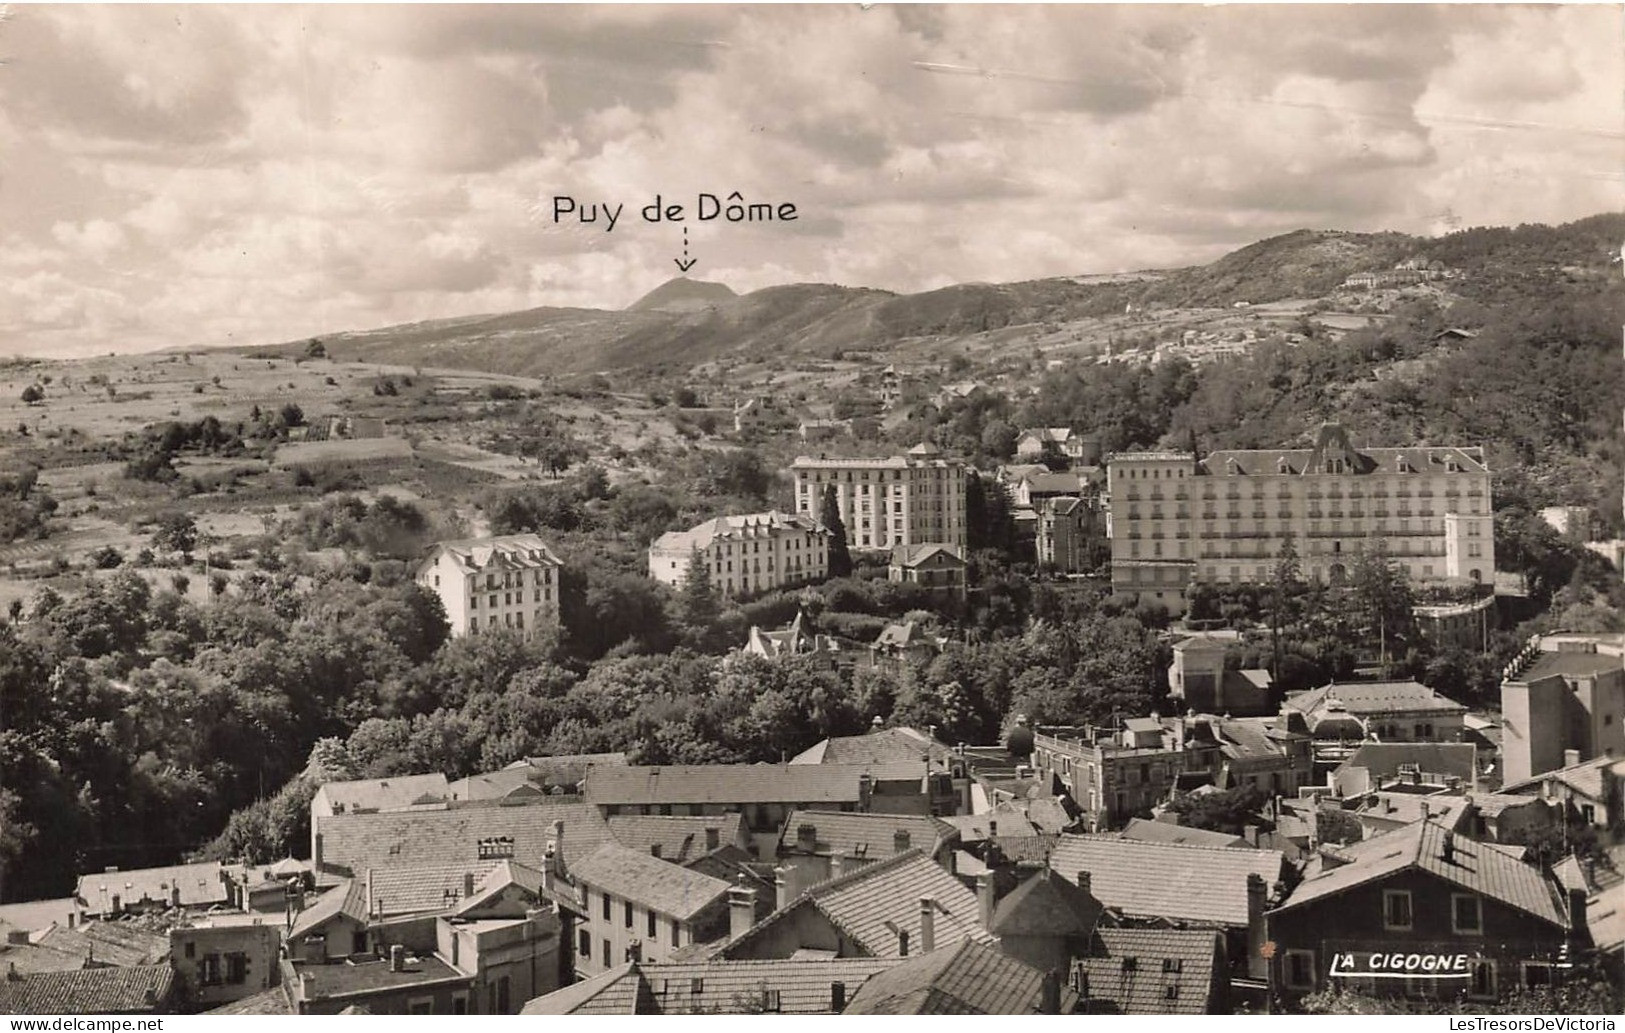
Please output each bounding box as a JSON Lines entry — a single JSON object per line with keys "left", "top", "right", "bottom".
{"left": 417, "top": 534, "right": 562, "bottom": 638}
{"left": 790, "top": 444, "right": 967, "bottom": 552}
{"left": 1107, "top": 423, "right": 1494, "bottom": 613}
{"left": 648, "top": 511, "right": 828, "bottom": 599}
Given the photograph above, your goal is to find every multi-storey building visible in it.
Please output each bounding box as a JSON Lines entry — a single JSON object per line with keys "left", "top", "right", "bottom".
{"left": 1107, "top": 423, "right": 1494, "bottom": 613}
{"left": 647, "top": 511, "right": 828, "bottom": 599}
{"left": 417, "top": 534, "right": 562, "bottom": 638}
{"left": 790, "top": 444, "right": 967, "bottom": 552}
{"left": 1500, "top": 636, "right": 1625, "bottom": 785}
{"left": 1035, "top": 495, "right": 1106, "bottom": 574}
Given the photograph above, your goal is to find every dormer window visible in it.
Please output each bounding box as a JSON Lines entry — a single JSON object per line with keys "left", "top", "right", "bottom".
{"left": 1277, "top": 457, "right": 1289, "bottom": 475}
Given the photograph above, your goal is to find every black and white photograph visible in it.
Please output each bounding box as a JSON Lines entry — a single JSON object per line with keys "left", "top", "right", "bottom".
{"left": 0, "top": 1, "right": 1621, "bottom": 1020}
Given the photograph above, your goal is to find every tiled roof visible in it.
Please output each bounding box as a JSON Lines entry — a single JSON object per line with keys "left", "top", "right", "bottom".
{"left": 1119, "top": 818, "right": 1246, "bottom": 849}
{"left": 0, "top": 964, "right": 175, "bottom": 1014}
{"left": 1501, "top": 755, "right": 1618, "bottom": 802}
{"left": 427, "top": 534, "right": 562, "bottom": 574}
{"left": 205, "top": 987, "right": 293, "bottom": 1015}
{"left": 607, "top": 814, "right": 745, "bottom": 862}
{"left": 989, "top": 868, "right": 1102, "bottom": 937}
{"left": 1075, "top": 927, "right": 1222, "bottom": 1016}
{"left": 585, "top": 764, "right": 913, "bottom": 806}
{"left": 844, "top": 940, "right": 1078, "bottom": 1015}
{"left": 1284, "top": 681, "right": 1467, "bottom": 716}
{"left": 1518, "top": 651, "right": 1621, "bottom": 682}
{"left": 634, "top": 957, "right": 901, "bottom": 1014}
{"left": 314, "top": 800, "right": 609, "bottom": 877}
{"left": 0, "top": 936, "right": 89, "bottom": 975}
{"left": 721, "top": 851, "right": 993, "bottom": 960}
{"left": 1274, "top": 821, "right": 1569, "bottom": 928}
{"left": 1200, "top": 443, "right": 1486, "bottom": 477}
{"left": 1351, "top": 792, "right": 1472, "bottom": 833}
{"left": 1046, "top": 836, "right": 1283, "bottom": 927}
{"left": 367, "top": 861, "right": 501, "bottom": 916}
{"left": 650, "top": 511, "right": 824, "bottom": 554}
{"left": 941, "top": 803, "right": 1040, "bottom": 842}
{"left": 287, "top": 879, "right": 369, "bottom": 941}
{"left": 790, "top": 727, "right": 950, "bottom": 766}
{"left": 1339, "top": 742, "right": 1477, "bottom": 780}
{"left": 519, "top": 963, "right": 641, "bottom": 1015}
{"left": 454, "top": 860, "right": 550, "bottom": 916}
{"left": 35, "top": 922, "right": 169, "bottom": 967}
{"left": 889, "top": 544, "right": 964, "bottom": 568}
{"left": 569, "top": 844, "right": 731, "bottom": 922}
{"left": 315, "top": 773, "right": 449, "bottom": 814}
{"left": 75, "top": 862, "right": 229, "bottom": 913}
{"left": 0, "top": 899, "right": 77, "bottom": 933}
{"left": 780, "top": 811, "right": 955, "bottom": 860}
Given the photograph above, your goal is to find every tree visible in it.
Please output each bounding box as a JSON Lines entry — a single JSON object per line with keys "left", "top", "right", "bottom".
{"left": 19, "top": 384, "right": 42, "bottom": 405}
{"left": 1352, "top": 539, "right": 1414, "bottom": 671}
{"left": 679, "top": 551, "right": 721, "bottom": 633}
{"left": 304, "top": 338, "right": 326, "bottom": 360}
{"left": 820, "top": 485, "right": 853, "bottom": 578}
{"left": 152, "top": 512, "right": 199, "bottom": 556}
{"left": 277, "top": 404, "right": 305, "bottom": 430}
{"left": 1269, "top": 535, "right": 1302, "bottom": 677}
{"left": 966, "top": 472, "right": 1016, "bottom": 556}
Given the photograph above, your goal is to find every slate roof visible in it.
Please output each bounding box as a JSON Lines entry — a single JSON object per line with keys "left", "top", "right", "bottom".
{"left": 1501, "top": 755, "right": 1619, "bottom": 802}
{"left": 1338, "top": 742, "right": 1477, "bottom": 781}
{"left": 1118, "top": 818, "right": 1246, "bottom": 849}
{"left": 1200, "top": 440, "right": 1486, "bottom": 478}
{"left": 1274, "top": 821, "right": 1570, "bottom": 928}
{"left": 843, "top": 940, "right": 1078, "bottom": 1015}
{"left": 1046, "top": 836, "right": 1284, "bottom": 927}
{"left": 607, "top": 813, "right": 745, "bottom": 862}
{"left": 75, "top": 862, "right": 229, "bottom": 913}
{"left": 1075, "top": 927, "right": 1222, "bottom": 1015}
{"left": 1285, "top": 681, "right": 1467, "bottom": 716}
{"left": 314, "top": 800, "right": 609, "bottom": 877}
{"left": 790, "top": 726, "right": 950, "bottom": 766}
{"left": 721, "top": 850, "right": 994, "bottom": 960}
{"left": 366, "top": 861, "right": 501, "bottom": 916}
{"left": 989, "top": 868, "right": 1102, "bottom": 937}
{"left": 35, "top": 923, "right": 170, "bottom": 967}
{"left": 520, "top": 963, "right": 641, "bottom": 1014}
{"left": 1517, "top": 651, "right": 1621, "bottom": 682}
{"left": 0, "top": 964, "right": 176, "bottom": 1014}
{"left": 424, "top": 534, "right": 562, "bottom": 575}
{"left": 780, "top": 810, "right": 956, "bottom": 860}
{"left": 585, "top": 764, "right": 916, "bottom": 806}
{"left": 314, "top": 773, "right": 449, "bottom": 814}
{"left": 569, "top": 843, "right": 731, "bottom": 922}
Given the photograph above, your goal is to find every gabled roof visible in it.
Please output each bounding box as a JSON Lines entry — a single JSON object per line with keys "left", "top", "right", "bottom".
{"left": 35, "top": 922, "right": 169, "bottom": 968}
{"left": 367, "top": 861, "right": 501, "bottom": 916}
{"left": 314, "top": 773, "right": 449, "bottom": 814}
{"left": 779, "top": 811, "right": 956, "bottom": 861}
{"left": 650, "top": 511, "right": 825, "bottom": 555}
{"left": 1284, "top": 681, "right": 1467, "bottom": 717}
{"left": 450, "top": 753, "right": 626, "bottom": 802}
{"left": 74, "top": 862, "right": 229, "bottom": 912}
{"left": 0, "top": 935, "right": 90, "bottom": 975}
{"left": 942, "top": 803, "right": 1040, "bottom": 843}
{"left": 287, "top": 879, "right": 369, "bottom": 941}
{"left": 1076, "top": 927, "right": 1222, "bottom": 1016}
{"left": 889, "top": 543, "right": 965, "bottom": 569}
{"left": 721, "top": 850, "right": 994, "bottom": 960}
{"left": 789, "top": 727, "right": 950, "bottom": 766}
{"left": 313, "top": 800, "right": 609, "bottom": 877}
{"left": 1274, "top": 821, "right": 1569, "bottom": 928}
{"left": 843, "top": 940, "right": 1077, "bottom": 1015}
{"left": 585, "top": 764, "right": 902, "bottom": 807}
{"left": 989, "top": 868, "right": 1102, "bottom": 937}
{"left": 519, "top": 963, "right": 642, "bottom": 1015}
{"left": 1118, "top": 818, "right": 1246, "bottom": 849}
{"left": 1046, "top": 836, "right": 1283, "bottom": 927}
{"left": 521, "top": 957, "right": 900, "bottom": 1015}
{"left": 453, "top": 860, "right": 550, "bottom": 917}
{"left": 1337, "top": 742, "right": 1477, "bottom": 781}
{"left": 1501, "top": 755, "right": 1619, "bottom": 802}
{"left": 569, "top": 843, "right": 731, "bottom": 922}
{"left": 607, "top": 813, "right": 745, "bottom": 863}
{"left": 0, "top": 964, "right": 175, "bottom": 1014}
{"left": 422, "top": 534, "right": 561, "bottom": 574}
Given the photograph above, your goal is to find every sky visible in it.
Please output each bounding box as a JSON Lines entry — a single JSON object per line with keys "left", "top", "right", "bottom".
{"left": 1, "top": 3, "right": 1621, "bottom": 357}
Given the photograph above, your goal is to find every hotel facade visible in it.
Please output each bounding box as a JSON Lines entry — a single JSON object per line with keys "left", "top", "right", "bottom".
{"left": 790, "top": 443, "right": 967, "bottom": 552}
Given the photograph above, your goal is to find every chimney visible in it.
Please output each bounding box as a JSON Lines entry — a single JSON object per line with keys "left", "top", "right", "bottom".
{"left": 626, "top": 939, "right": 643, "bottom": 963}
{"left": 313, "top": 833, "right": 324, "bottom": 871}
{"left": 549, "top": 820, "right": 567, "bottom": 879}
{"left": 1243, "top": 824, "right": 1259, "bottom": 847}
{"left": 650, "top": 843, "right": 663, "bottom": 859}
{"left": 1074, "top": 965, "right": 1089, "bottom": 1002}
{"left": 1443, "top": 830, "right": 1456, "bottom": 863}
{"left": 389, "top": 945, "right": 405, "bottom": 972}
{"left": 1564, "top": 748, "right": 1581, "bottom": 769}
{"left": 831, "top": 853, "right": 845, "bottom": 880}
{"left": 1569, "top": 888, "right": 1588, "bottom": 944}
{"left": 797, "top": 823, "right": 818, "bottom": 853}
{"left": 773, "top": 866, "right": 792, "bottom": 911}
{"left": 1039, "top": 971, "right": 1061, "bottom": 1015}
{"left": 987, "top": 818, "right": 998, "bottom": 841}
{"left": 1420, "top": 800, "right": 1430, "bottom": 822}
{"left": 976, "top": 872, "right": 995, "bottom": 931}
{"left": 1077, "top": 871, "right": 1092, "bottom": 897}
{"left": 6, "top": 962, "right": 18, "bottom": 982}
{"left": 705, "top": 826, "right": 720, "bottom": 852}
{"left": 894, "top": 829, "right": 911, "bottom": 854}
{"left": 830, "top": 981, "right": 846, "bottom": 1011}
{"left": 729, "top": 886, "right": 757, "bottom": 940}
{"left": 1246, "top": 874, "right": 1267, "bottom": 980}
{"left": 858, "top": 774, "right": 873, "bottom": 811}
{"left": 918, "top": 897, "right": 935, "bottom": 954}
{"left": 897, "top": 928, "right": 909, "bottom": 957}
{"left": 463, "top": 871, "right": 475, "bottom": 899}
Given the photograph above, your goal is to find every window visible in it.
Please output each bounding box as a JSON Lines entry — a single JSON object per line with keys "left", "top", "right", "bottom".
{"left": 453, "top": 994, "right": 468, "bottom": 1014}
{"left": 1383, "top": 890, "right": 1413, "bottom": 931}
{"left": 408, "top": 998, "right": 434, "bottom": 1015}
{"left": 625, "top": 901, "right": 634, "bottom": 928}
{"left": 602, "top": 892, "right": 612, "bottom": 920}
{"left": 1164, "top": 985, "right": 1180, "bottom": 1000}
{"left": 671, "top": 918, "right": 681, "bottom": 945}
{"left": 1469, "top": 960, "right": 1497, "bottom": 999}
{"left": 763, "top": 989, "right": 782, "bottom": 1012}
{"left": 578, "top": 930, "right": 591, "bottom": 956}
{"left": 648, "top": 910, "right": 657, "bottom": 939}
{"left": 1452, "top": 893, "right": 1483, "bottom": 934}
{"left": 603, "top": 938, "right": 611, "bottom": 968}
{"left": 1522, "top": 963, "right": 1558, "bottom": 988}
{"left": 184, "top": 942, "right": 195, "bottom": 959}
{"left": 1284, "top": 950, "right": 1316, "bottom": 989}
{"left": 1162, "top": 957, "right": 1183, "bottom": 973}
{"left": 225, "top": 952, "right": 247, "bottom": 984}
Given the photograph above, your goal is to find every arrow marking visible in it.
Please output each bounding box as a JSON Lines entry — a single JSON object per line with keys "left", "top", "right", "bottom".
{"left": 674, "top": 225, "right": 696, "bottom": 272}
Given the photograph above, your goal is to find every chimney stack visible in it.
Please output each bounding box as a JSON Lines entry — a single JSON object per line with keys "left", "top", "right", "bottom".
{"left": 1443, "top": 830, "right": 1456, "bottom": 863}
{"left": 797, "top": 824, "right": 818, "bottom": 853}
{"left": 918, "top": 897, "right": 935, "bottom": 954}
{"left": 1077, "top": 871, "right": 1092, "bottom": 897}
{"left": 1420, "top": 800, "right": 1430, "bottom": 822}
{"left": 830, "top": 982, "right": 846, "bottom": 1011}
{"left": 389, "top": 945, "right": 405, "bottom": 973}
{"left": 894, "top": 829, "right": 911, "bottom": 854}
{"left": 1039, "top": 971, "right": 1061, "bottom": 1015}
{"left": 976, "top": 872, "right": 995, "bottom": 931}
{"left": 1246, "top": 874, "right": 1268, "bottom": 980}
{"left": 773, "top": 866, "right": 792, "bottom": 911}
{"left": 705, "top": 826, "right": 720, "bottom": 852}
{"left": 650, "top": 843, "right": 663, "bottom": 859}
{"left": 1564, "top": 748, "right": 1581, "bottom": 769}
{"left": 729, "top": 886, "right": 757, "bottom": 940}
{"left": 1074, "top": 965, "right": 1089, "bottom": 1002}
{"left": 549, "top": 820, "right": 567, "bottom": 879}
{"left": 463, "top": 871, "right": 475, "bottom": 899}
{"left": 1568, "top": 888, "right": 1587, "bottom": 939}
{"left": 626, "top": 939, "right": 643, "bottom": 963}
{"left": 897, "top": 928, "right": 909, "bottom": 957}
{"left": 831, "top": 853, "right": 845, "bottom": 880}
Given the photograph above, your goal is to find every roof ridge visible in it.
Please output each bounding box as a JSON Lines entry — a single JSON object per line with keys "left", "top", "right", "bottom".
{"left": 807, "top": 847, "right": 925, "bottom": 898}
{"left": 1067, "top": 833, "right": 1277, "bottom": 856}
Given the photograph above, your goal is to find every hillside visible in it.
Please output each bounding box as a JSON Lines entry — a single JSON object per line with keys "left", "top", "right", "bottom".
{"left": 274, "top": 213, "right": 1624, "bottom": 378}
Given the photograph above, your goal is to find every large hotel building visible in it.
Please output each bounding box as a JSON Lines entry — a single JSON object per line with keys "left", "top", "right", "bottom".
{"left": 417, "top": 533, "right": 562, "bottom": 637}
{"left": 790, "top": 443, "right": 967, "bottom": 552}
{"left": 648, "top": 510, "right": 829, "bottom": 599}
{"left": 1108, "top": 423, "right": 1494, "bottom": 612}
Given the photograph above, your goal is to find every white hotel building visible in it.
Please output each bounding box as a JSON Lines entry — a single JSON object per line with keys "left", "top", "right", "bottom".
{"left": 648, "top": 510, "right": 829, "bottom": 599}
{"left": 1109, "top": 423, "right": 1495, "bottom": 612}
{"left": 417, "top": 533, "right": 562, "bottom": 637}
{"left": 789, "top": 443, "right": 967, "bottom": 552}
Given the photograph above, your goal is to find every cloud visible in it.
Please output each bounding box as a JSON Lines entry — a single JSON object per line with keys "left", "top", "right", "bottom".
{"left": 0, "top": 3, "right": 1619, "bottom": 356}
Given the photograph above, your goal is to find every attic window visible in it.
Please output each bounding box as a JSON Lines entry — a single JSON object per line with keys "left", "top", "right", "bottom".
{"left": 691, "top": 979, "right": 704, "bottom": 996}
{"left": 1164, "top": 985, "right": 1181, "bottom": 1000}
{"left": 1276, "top": 457, "right": 1288, "bottom": 474}
{"left": 1162, "top": 958, "right": 1183, "bottom": 973}
{"left": 477, "top": 836, "right": 515, "bottom": 860}
{"left": 762, "top": 989, "right": 782, "bottom": 1012}
{"left": 1122, "top": 957, "right": 1138, "bottom": 973}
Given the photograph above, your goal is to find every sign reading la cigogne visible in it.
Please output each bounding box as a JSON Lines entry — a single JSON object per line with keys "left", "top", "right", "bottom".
{"left": 1328, "top": 950, "right": 1478, "bottom": 979}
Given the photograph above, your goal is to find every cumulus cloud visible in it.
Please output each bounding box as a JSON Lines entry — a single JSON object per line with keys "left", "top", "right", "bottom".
{"left": 0, "top": 3, "right": 1619, "bottom": 356}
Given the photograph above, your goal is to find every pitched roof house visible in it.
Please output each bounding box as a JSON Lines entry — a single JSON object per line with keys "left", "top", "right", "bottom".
{"left": 843, "top": 940, "right": 1076, "bottom": 1014}
{"left": 312, "top": 800, "right": 609, "bottom": 878}
{"left": 520, "top": 956, "right": 901, "bottom": 1014}
{"left": 0, "top": 964, "right": 178, "bottom": 1014}
{"left": 1072, "top": 927, "right": 1227, "bottom": 1015}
